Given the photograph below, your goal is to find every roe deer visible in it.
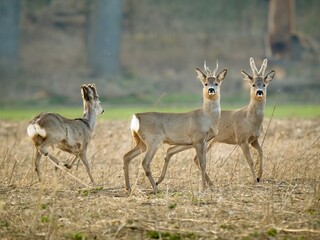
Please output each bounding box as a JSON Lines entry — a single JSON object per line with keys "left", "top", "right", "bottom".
{"left": 27, "top": 84, "right": 104, "bottom": 184}
{"left": 123, "top": 62, "right": 227, "bottom": 193}
{"left": 157, "top": 58, "right": 275, "bottom": 185}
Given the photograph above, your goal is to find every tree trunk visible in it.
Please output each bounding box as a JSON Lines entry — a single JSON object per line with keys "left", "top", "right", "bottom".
{"left": 0, "top": 0, "right": 20, "bottom": 70}
{"left": 265, "top": 0, "right": 296, "bottom": 60}
{"left": 86, "top": 0, "right": 123, "bottom": 76}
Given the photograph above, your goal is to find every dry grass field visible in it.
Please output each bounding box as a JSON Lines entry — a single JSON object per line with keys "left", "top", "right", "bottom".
{"left": 0, "top": 118, "right": 320, "bottom": 239}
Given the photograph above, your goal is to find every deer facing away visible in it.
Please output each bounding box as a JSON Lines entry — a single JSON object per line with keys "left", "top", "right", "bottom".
{"left": 27, "top": 84, "right": 104, "bottom": 184}
{"left": 157, "top": 58, "right": 275, "bottom": 186}
{"left": 123, "top": 62, "right": 227, "bottom": 193}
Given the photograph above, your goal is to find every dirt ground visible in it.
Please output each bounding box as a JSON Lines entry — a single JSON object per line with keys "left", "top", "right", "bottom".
{"left": 0, "top": 118, "right": 320, "bottom": 239}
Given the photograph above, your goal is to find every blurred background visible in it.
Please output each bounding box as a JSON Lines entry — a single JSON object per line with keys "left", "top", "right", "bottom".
{"left": 0, "top": 0, "right": 319, "bottom": 108}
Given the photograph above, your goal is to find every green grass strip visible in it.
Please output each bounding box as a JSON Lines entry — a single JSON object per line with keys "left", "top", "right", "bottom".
{"left": 0, "top": 104, "right": 319, "bottom": 121}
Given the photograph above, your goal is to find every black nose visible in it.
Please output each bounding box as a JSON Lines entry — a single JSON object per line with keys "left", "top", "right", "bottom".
{"left": 256, "top": 90, "right": 263, "bottom": 96}
{"left": 208, "top": 88, "right": 215, "bottom": 93}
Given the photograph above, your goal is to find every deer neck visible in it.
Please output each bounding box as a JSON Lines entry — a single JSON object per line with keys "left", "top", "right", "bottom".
{"left": 203, "top": 96, "right": 221, "bottom": 119}
{"left": 82, "top": 103, "right": 96, "bottom": 131}
{"left": 247, "top": 97, "right": 265, "bottom": 125}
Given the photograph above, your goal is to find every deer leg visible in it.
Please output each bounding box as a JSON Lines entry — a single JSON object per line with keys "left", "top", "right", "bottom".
{"left": 35, "top": 149, "right": 42, "bottom": 181}
{"left": 36, "top": 145, "right": 64, "bottom": 180}
{"left": 38, "top": 147, "right": 61, "bottom": 171}
{"left": 192, "top": 155, "right": 213, "bottom": 187}
{"left": 64, "top": 156, "right": 78, "bottom": 169}
{"left": 251, "top": 139, "right": 263, "bottom": 182}
{"left": 192, "top": 140, "right": 215, "bottom": 186}
{"left": 157, "top": 145, "right": 193, "bottom": 185}
{"left": 194, "top": 143, "right": 208, "bottom": 191}
{"left": 239, "top": 143, "right": 257, "bottom": 184}
{"left": 46, "top": 153, "right": 61, "bottom": 172}
{"left": 79, "top": 151, "right": 95, "bottom": 184}
{"left": 142, "top": 145, "right": 159, "bottom": 193}
{"left": 123, "top": 142, "right": 146, "bottom": 192}
{"left": 206, "top": 138, "right": 217, "bottom": 152}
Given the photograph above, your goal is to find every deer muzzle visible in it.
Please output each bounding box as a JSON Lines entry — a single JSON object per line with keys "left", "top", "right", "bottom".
{"left": 208, "top": 88, "right": 215, "bottom": 95}
{"left": 256, "top": 90, "right": 264, "bottom": 97}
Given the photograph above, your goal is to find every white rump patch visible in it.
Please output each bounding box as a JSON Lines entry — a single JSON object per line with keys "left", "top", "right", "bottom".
{"left": 130, "top": 114, "right": 140, "bottom": 132}
{"left": 27, "top": 123, "right": 47, "bottom": 138}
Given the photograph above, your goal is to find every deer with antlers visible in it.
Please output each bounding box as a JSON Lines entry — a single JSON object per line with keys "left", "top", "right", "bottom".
{"left": 123, "top": 62, "right": 227, "bottom": 193}
{"left": 157, "top": 58, "right": 275, "bottom": 186}
{"left": 27, "top": 84, "right": 104, "bottom": 184}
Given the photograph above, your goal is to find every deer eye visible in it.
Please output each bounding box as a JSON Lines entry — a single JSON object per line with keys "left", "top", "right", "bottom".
{"left": 204, "top": 83, "right": 208, "bottom": 86}
{"left": 215, "top": 83, "right": 218, "bottom": 86}
{"left": 252, "top": 84, "right": 256, "bottom": 87}
{"left": 263, "top": 84, "right": 266, "bottom": 87}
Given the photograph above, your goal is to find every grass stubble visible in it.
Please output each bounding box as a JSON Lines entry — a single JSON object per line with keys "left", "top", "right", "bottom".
{"left": 0, "top": 117, "right": 319, "bottom": 239}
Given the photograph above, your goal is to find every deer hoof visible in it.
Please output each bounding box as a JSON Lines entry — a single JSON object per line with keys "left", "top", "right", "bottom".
{"left": 64, "top": 164, "right": 72, "bottom": 169}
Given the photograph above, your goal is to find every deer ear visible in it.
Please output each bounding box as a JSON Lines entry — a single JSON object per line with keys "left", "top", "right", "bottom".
{"left": 241, "top": 70, "right": 252, "bottom": 82}
{"left": 195, "top": 68, "right": 206, "bottom": 83}
{"left": 264, "top": 70, "right": 275, "bottom": 83}
{"left": 217, "top": 69, "right": 227, "bottom": 82}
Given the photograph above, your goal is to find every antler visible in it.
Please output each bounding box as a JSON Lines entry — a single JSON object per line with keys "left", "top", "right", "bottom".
{"left": 88, "top": 83, "right": 98, "bottom": 98}
{"left": 204, "top": 60, "right": 211, "bottom": 76}
{"left": 213, "top": 60, "right": 219, "bottom": 76}
{"left": 258, "top": 59, "right": 268, "bottom": 76}
{"left": 249, "top": 57, "right": 259, "bottom": 77}
{"left": 81, "top": 85, "right": 90, "bottom": 101}
{"left": 81, "top": 84, "right": 97, "bottom": 101}
{"left": 204, "top": 60, "right": 219, "bottom": 77}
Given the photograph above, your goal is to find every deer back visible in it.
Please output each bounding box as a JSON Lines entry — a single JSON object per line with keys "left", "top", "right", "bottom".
{"left": 29, "top": 113, "right": 91, "bottom": 148}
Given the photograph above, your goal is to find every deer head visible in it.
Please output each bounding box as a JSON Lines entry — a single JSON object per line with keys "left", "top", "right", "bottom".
{"left": 81, "top": 84, "right": 104, "bottom": 115}
{"left": 195, "top": 61, "right": 228, "bottom": 100}
{"left": 241, "top": 58, "right": 275, "bottom": 101}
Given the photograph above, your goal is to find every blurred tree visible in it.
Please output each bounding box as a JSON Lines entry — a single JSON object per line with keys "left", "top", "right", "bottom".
{"left": 265, "top": 0, "right": 295, "bottom": 59}
{"left": 0, "top": 0, "right": 20, "bottom": 70}
{"left": 265, "top": 0, "right": 306, "bottom": 60}
{"left": 86, "top": 0, "right": 123, "bottom": 76}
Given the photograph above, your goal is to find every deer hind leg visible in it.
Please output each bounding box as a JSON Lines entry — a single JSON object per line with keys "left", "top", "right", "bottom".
{"left": 79, "top": 151, "right": 95, "bottom": 184}
{"left": 123, "top": 141, "right": 146, "bottom": 192}
{"left": 157, "top": 145, "right": 193, "bottom": 185}
{"left": 38, "top": 145, "right": 61, "bottom": 172}
{"left": 34, "top": 149, "right": 42, "bottom": 181}
{"left": 251, "top": 139, "right": 263, "bottom": 182}
{"left": 142, "top": 143, "right": 159, "bottom": 193}
{"left": 46, "top": 153, "right": 62, "bottom": 172}
{"left": 64, "top": 156, "right": 78, "bottom": 169}
{"left": 239, "top": 143, "right": 257, "bottom": 184}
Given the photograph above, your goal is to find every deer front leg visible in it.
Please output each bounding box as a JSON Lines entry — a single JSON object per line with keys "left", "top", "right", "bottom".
{"left": 251, "top": 139, "right": 263, "bottom": 182}
{"left": 79, "top": 151, "right": 95, "bottom": 184}
{"left": 192, "top": 155, "right": 213, "bottom": 187}
{"left": 194, "top": 143, "right": 208, "bottom": 191}
{"left": 192, "top": 140, "right": 215, "bottom": 186}
{"left": 239, "top": 143, "right": 257, "bottom": 184}
{"left": 157, "top": 145, "right": 193, "bottom": 185}
{"left": 205, "top": 129, "right": 218, "bottom": 142}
